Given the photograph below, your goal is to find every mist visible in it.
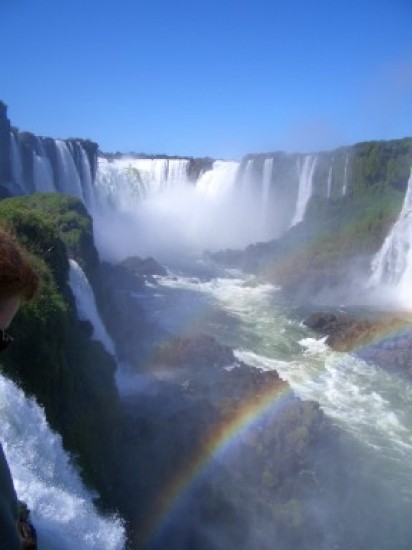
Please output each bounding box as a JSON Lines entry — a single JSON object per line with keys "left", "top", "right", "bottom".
{"left": 92, "top": 158, "right": 282, "bottom": 264}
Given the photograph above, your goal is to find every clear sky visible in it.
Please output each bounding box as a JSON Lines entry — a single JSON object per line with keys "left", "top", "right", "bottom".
{"left": 1, "top": 0, "right": 411, "bottom": 159}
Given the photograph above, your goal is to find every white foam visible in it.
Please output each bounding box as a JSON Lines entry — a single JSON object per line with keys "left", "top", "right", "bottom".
{"left": 0, "top": 374, "right": 125, "bottom": 549}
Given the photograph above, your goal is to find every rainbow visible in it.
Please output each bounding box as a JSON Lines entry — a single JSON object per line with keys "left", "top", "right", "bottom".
{"left": 141, "top": 376, "right": 293, "bottom": 547}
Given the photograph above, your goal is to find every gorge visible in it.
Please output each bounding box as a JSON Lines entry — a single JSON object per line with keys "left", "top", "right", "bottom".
{"left": 1, "top": 100, "right": 412, "bottom": 549}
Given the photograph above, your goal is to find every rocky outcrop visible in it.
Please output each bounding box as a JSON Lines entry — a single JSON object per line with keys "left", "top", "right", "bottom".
{"left": 117, "top": 332, "right": 338, "bottom": 549}
{"left": 304, "top": 311, "right": 412, "bottom": 378}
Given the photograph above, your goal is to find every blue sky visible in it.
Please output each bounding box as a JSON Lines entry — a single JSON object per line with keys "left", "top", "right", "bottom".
{"left": 1, "top": 0, "right": 411, "bottom": 158}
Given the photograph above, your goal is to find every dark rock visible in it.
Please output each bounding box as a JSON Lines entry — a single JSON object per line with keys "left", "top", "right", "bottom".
{"left": 18, "top": 501, "right": 37, "bottom": 549}
{"left": 0, "top": 100, "right": 11, "bottom": 185}
{"left": 119, "top": 255, "right": 167, "bottom": 277}
{"left": 305, "top": 310, "right": 412, "bottom": 378}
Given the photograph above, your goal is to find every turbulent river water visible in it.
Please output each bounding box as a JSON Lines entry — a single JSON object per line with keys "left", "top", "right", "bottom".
{"left": 133, "top": 263, "right": 412, "bottom": 549}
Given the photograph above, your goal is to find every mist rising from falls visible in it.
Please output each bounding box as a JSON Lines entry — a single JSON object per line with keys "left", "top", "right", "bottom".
{"left": 93, "top": 158, "right": 277, "bottom": 262}
{"left": 0, "top": 374, "right": 125, "bottom": 549}
{"left": 68, "top": 259, "right": 115, "bottom": 356}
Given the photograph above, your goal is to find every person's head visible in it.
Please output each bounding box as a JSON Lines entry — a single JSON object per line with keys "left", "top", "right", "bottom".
{"left": 0, "top": 228, "right": 39, "bottom": 350}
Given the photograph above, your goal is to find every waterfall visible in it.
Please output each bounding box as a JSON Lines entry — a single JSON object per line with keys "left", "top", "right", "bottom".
{"left": 241, "top": 159, "right": 255, "bottom": 201}
{"left": 0, "top": 374, "right": 125, "bottom": 549}
{"left": 290, "top": 155, "right": 318, "bottom": 227}
{"left": 68, "top": 259, "right": 116, "bottom": 356}
{"left": 261, "top": 158, "right": 273, "bottom": 214}
{"left": 196, "top": 161, "right": 239, "bottom": 198}
{"left": 55, "top": 140, "right": 84, "bottom": 199}
{"left": 9, "top": 133, "right": 25, "bottom": 193}
{"left": 93, "top": 157, "right": 191, "bottom": 213}
{"left": 369, "top": 168, "right": 412, "bottom": 290}
{"left": 327, "top": 161, "right": 333, "bottom": 198}
{"left": 78, "top": 146, "right": 94, "bottom": 210}
{"left": 33, "top": 139, "right": 55, "bottom": 192}
{"left": 342, "top": 154, "right": 349, "bottom": 196}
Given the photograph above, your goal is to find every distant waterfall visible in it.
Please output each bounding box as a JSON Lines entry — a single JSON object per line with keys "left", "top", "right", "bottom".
{"left": 342, "top": 154, "right": 349, "bottom": 196}
{"left": 0, "top": 374, "right": 125, "bottom": 549}
{"left": 9, "top": 133, "right": 95, "bottom": 206}
{"left": 241, "top": 159, "right": 255, "bottom": 201}
{"left": 196, "top": 161, "right": 239, "bottom": 198}
{"left": 68, "top": 259, "right": 116, "bottom": 356}
{"left": 55, "top": 140, "right": 84, "bottom": 199}
{"left": 9, "top": 133, "right": 25, "bottom": 193}
{"left": 369, "top": 168, "right": 412, "bottom": 288}
{"left": 261, "top": 158, "right": 273, "bottom": 215}
{"left": 94, "top": 158, "right": 191, "bottom": 213}
{"left": 327, "top": 162, "right": 333, "bottom": 198}
{"left": 33, "top": 139, "right": 55, "bottom": 192}
{"left": 290, "top": 155, "right": 318, "bottom": 227}
{"left": 79, "top": 146, "right": 94, "bottom": 209}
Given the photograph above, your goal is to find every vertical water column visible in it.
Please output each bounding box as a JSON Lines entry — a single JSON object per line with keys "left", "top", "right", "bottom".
{"left": 342, "top": 154, "right": 349, "bottom": 196}
{"left": 9, "top": 132, "right": 27, "bottom": 193}
{"left": 369, "top": 168, "right": 412, "bottom": 288}
{"left": 55, "top": 140, "right": 84, "bottom": 199}
{"left": 327, "top": 159, "right": 333, "bottom": 198}
{"left": 32, "top": 138, "right": 55, "bottom": 192}
{"left": 78, "top": 145, "right": 95, "bottom": 210}
{"left": 290, "top": 155, "right": 318, "bottom": 227}
{"left": 260, "top": 157, "right": 273, "bottom": 236}
{"left": 68, "top": 259, "right": 116, "bottom": 356}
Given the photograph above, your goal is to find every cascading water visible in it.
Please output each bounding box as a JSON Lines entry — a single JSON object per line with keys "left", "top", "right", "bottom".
{"left": 0, "top": 373, "right": 125, "bottom": 549}
{"left": 342, "top": 154, "right": 349, "bottom": 196}
{"left": 68, "top": 259, "right": 115, "bottom": 356}
{"left": 78, "top": 146, "right": 94, "bottom": 210}
{"left": 290, "top": 155, "right": 318, "bottom": 227}
{"left": 33, "top": 138, "right": 55, "bottom": 193}
{"left": 55, "top": 140, "right": 84, "bottom": 199}
{"left": 93, "top": 157, "right": 191, "bottom": 213}
{"left": 261, "top": 158, "right": 273, "bottom": 219}
{"left": 9, "top": 132, "right": 25, "bottom": 193}
{"left": 195, "top": 161, "right": 239, "bottom": 199}
{"left": 241, "top": 159, "right": 255, "bottom": 202}
{"left": 150, "top": 272, "right": 412, "bottom": 549}
{"left": 369, "top": 168, "right": 412, "bottom": 300}
{"left": 327, "top": 161, "right": 333, "bottom": 198}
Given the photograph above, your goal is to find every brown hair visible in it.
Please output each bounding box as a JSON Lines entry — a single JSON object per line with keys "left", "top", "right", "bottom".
{"left": 0, "top": 228, "right": 39, "bottom": 302}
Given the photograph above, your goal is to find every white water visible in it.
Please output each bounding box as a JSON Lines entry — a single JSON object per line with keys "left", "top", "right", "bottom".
{"left": 93, "top": 159, "right": 268, "bottom": 261}
{"left": 290, "top": 155, "right": 318, "bottom": 227}
{"left": 327, "top": 162, "right": 333, "bottom": 198}
{"left": 0, "top": 373, "right": 125, "bottom": 549}
{"left": 261, "top": 157, "right": 273, "bottom": 226}
{"left": 369, "top": 168, "right": 412, "bottom": 304}
{"left": 9, "top": 133, "right": 26, "bottom": 193}
{"left": 156, "top": 273, "right": 412, "bottom": 490}
{"left": 342, "top": 154, "right": 349, "bottom": 196}
{"left": 78, "top": 146, "right": 94, "bottom": 210}
{"left": 196, "top": 161, "right": 238, "bottom": 199}
{"left": 33, "top": 152, "right": 55, "bottom": 193}
{"left": 94, "top": 157, "right": 190, "bottom": 213}
{"left": 68, "top": 259, "right": 116, "bottom": 356}
{"left": 55, "top": 141, "right": 84, "bottom": 199}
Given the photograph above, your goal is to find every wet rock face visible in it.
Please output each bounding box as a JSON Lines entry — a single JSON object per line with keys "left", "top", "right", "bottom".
{"left": 0, "top": 101, "right": 11, "bottom": 185}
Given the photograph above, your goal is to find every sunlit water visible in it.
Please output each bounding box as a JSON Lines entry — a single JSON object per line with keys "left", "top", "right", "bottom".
{"left": 135, "top": 267, "right": 412, "bottom": 548}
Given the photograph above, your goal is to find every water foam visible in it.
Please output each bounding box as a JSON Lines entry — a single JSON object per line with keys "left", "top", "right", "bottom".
{"left": 0, "top": 374, "right": 125, "bottom": 549}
